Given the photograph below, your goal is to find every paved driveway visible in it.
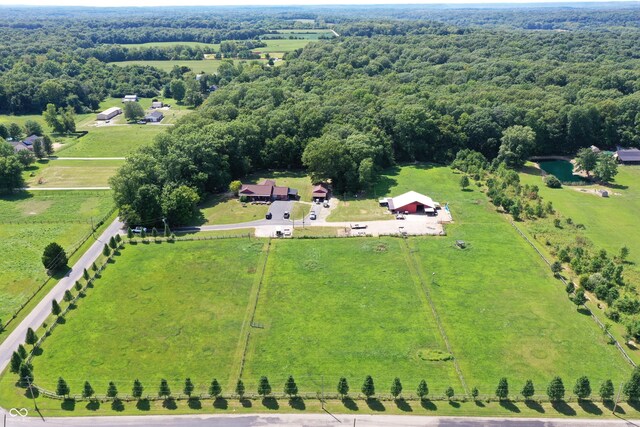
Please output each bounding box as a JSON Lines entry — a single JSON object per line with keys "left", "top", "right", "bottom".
{"left": 267, "top": 200, "right": 294, "bottom": 224}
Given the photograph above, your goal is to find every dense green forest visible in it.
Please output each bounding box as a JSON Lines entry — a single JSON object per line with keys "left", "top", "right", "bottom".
{"left": 112, "top": 16, "right": 640, "bottom": 225}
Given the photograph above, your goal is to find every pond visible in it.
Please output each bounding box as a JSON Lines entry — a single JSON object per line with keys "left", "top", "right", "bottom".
{"left": 538, "top": 160, "right": 587, "bottom": 183}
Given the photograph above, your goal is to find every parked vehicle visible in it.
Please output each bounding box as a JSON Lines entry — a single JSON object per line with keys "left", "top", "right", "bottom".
{"left": 350, "top": 223, "right": 367, "bottom": 229}
{"left": 133, "top": 226, "right": 147, "bottom": 234}
{"left": 396, "top": 213, "right": 405, "bottom": 220}
{"left": 323, "top": 201, "right": 330, "bottom": 208}
{"left": 283, "top": 211, "right": 290, "bottom": 219}
{"left": 310, "top": 212, "right": 317, "bottom": 220}
{"left": 265, "top": 212, "right": 272, "bottom": 220}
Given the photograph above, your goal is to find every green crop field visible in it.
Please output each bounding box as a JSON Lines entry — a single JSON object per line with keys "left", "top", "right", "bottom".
{"left": 242, "top": 237, "right": 459, "bottom": 394}
{"left": 0, "top": 191, "right": 114, "bottom": 322}
{"left": 29, "top": 239, "right": 265, "bottom": 394}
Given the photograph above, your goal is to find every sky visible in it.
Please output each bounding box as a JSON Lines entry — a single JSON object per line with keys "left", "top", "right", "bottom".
{"left": 0, "top": 0, "right": 637, "bottom": 6}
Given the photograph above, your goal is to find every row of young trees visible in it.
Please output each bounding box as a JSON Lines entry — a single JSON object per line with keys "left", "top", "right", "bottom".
{"left": 16, "top": 373, "right": 635, "bottom": 404}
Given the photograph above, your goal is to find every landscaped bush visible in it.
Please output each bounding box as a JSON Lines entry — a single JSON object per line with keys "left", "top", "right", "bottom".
{"left": 544, "top": 175, "right": 562, "bottom": 188}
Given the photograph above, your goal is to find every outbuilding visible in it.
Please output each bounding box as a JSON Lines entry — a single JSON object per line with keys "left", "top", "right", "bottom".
{"left": 615, "top": 148, "right": 640, "bottom": 164}
{"left": 151, "top": 101, "right": 163, "bottom": 109}
{"left": 122, "top": 95, "right": 138, "bottom": 103}
{"left": 97, "top": 107, "right": 122, "bottom": 121}
{"left": 311, "top": 184, "right": 329, "bottom": 201}
{"left": 385, "top": 191, "right": 439, "bottom": 215}
{"left": 144, "top": 111, "right": 164, "bottom": 123}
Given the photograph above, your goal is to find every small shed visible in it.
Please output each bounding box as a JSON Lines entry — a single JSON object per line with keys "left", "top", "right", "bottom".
{"left": 122, "top": 95, "right": 138, "bottom": 103}
{"left": 151, "top": 101, "right": 163, "bottom": 109}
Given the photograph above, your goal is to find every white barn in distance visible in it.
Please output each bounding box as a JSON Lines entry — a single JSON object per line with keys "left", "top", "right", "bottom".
{"left": 97, "top": 107, "right": 122, "bottom": 121}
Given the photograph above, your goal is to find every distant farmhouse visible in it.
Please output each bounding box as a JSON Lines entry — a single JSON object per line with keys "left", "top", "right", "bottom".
{"left": 10, "top": 134, "right": 40, "bottom": 153}
{"left": 239, "top": 180, "right": 298, "bottom": 202}
{"left": 145, "top": 111, "right": 164, "bottom": 123}
{"left": 380, "top": 191, "right": 440, "bottom": 215}
{"left": 615, "top": 147, "right": 640, "bottom": 164}
{"left": 97, "top": 107, "right": 122, "bottom": 121}
{"left": 122, "top": 95, "right": 138, "bottom": 103}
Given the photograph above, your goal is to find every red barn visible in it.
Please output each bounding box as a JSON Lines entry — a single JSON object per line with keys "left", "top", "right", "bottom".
{"left": 386, "top": 191, "right": 438, "bottom": 214}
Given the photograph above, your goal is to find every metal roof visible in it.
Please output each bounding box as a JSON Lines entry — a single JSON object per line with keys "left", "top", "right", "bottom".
{"left": 388, "top": 191, "right": 436, "bottom": 210}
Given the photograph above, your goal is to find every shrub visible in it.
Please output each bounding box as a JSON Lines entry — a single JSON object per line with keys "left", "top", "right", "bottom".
{"left": 543, "top": 175, "right": 562, "bottom": 188}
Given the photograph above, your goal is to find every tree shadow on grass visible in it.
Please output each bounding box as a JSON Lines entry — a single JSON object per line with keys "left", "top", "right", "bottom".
{"left": 162, "top": 398, "right": 177, "bottom": 410}
{"left": 578, "top": 399, "right": 603, "bottom": 415}
{"left": 420, "top": 399, "right": 437, "bottom": 411}
{"left": 577, "top": 307, "right": 592, "bottom": 316}
{"left": 625, "top": 399, "right": 640, "bottom": 413}
{"left": 289, "top": 396, "right": 305, "bottom": 410}
{"left": 213, "top": 397, "right": 228, "bottom": 409}
{"left": 366, "top": 398, "right": 385, "bottom": 412}
{"left": 86, "top": 400, "right": 100, "bottom": 411}
{"left": 187, "top": 398, "right": 202, "bottom": 410}
{"left": 524, "top": 400, "right": 544, "bottom": 413}
{"left": 136, "top": 399, "right": 150, "bottom": 411}
{"left": 25, "top": 387, "right": 39, "bottom": 399}
{"left": 262, "top": 397, "right": 279, "bottom": 410}
{"left": 395, "top": 398, "right": 412, "bottom": 412}
{"left": 32, "top": 347, "right": 44, "bottom": 356}
{"left": 342, "top": 397, "right": 358, "bottom": 411}
{"left": 111, "top": 399, "right": 124, "bottom": 412}
{"left": 551, "top": 400, "right": 576, "bottom": 416}
{"left": 61, "top": 398, "right": 75, "bottom": 411}
{"left": 448, "top": 400, "right": 460, "bottom": 408}
{"left": 474, "top": 400, "right": 485, "bottom": 408}
{"left": 240, "top": 398, "right": 252, "bottom": 408}
{"left": 603, "top": 400, "right": 625, "bottom": 414}
{"left": 499, "top": 399, "right": 520, "bottom": 413}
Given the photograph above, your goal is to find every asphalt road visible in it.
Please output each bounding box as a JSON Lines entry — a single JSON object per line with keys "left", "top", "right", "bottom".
{"left": 2, "top": 413, "right": 639, "bottom": 427}
{"left": 0, "top": 218, "right": 124, "bottom": 380}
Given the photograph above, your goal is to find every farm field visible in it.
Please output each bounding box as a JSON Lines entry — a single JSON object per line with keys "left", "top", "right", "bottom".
{"left": 22, "top": 159, "right": 123, "bottom": 188}
{"left": 0, "top": 191, "right": 114, "bottom": 323}
{"left": 29, "top": 239, "right": 265, "bottom": 394}
{"left": 254, "top": 39, "right": 312, "bottom": 53}
{"left": 108, "top": 59, "right": 254, "bottom": 74}
{"left": 54, "top": 125, "right": 164, "bottom": 158}
{"left": 242, "top": 237, "right": 459, "bottom": 394}
{"left": 118, "top": 41, "right": 219, "bottom": 49}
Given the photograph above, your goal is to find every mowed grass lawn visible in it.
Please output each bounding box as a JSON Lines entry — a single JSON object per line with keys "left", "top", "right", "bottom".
{"left": 55, "top": 125, "right": 164, "bottom": 158}
{"left": 23, "top": 159, "right": 123, "bottom": 188}
{"left": 0, "top": 191, "right": 114, "bottom": 322}
{"left": 31, "top": 239, "right": 265, "bottom": 394}
{"left": 108, "top": 60, "right": 264, "bottom": 74}
{"left": 520, "top": 164, "right": 640, "bottom": 286}
{"left": 242, "top": 238, "right": 460, "bottom": 394}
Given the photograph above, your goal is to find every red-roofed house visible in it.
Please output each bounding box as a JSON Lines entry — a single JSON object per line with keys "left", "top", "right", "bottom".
{"left": 239, "top": 180, "right": 298, "bottom": 202}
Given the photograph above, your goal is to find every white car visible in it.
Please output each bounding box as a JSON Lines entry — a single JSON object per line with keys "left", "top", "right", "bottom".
{"left": 310, "top": 212, "right": 317, "bottom": 220}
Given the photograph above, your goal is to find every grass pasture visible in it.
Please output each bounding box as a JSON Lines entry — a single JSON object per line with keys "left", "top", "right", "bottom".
{"left": 30, "top": 239, "right": 265, "bottom": 394}
{"left": 0, "top": 191, "right": 114, "bottom": 322}
{"left": 242, "top": 237, "right": 459, "bottom": 393}
{"left": 23, "top": 159, "right": 123, "bottom": 188}
{"left": 118, "top": 41, "right": 219, "bottom": 50}
{"left": 108, "top": 59, "right": 263, "bottom": 74}
{"left": 55, "top": 125, "right": 164, "bottom": 158}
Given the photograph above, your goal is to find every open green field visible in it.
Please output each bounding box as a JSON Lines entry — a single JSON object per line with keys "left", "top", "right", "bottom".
{"left": 29, "top": 239, "right": 265, "bottom": 393}
{"left": 118, "top": 41, "right": 219, "bottom": 49}
{"left": 520, "top": 164, "right": 640, "bottom": 286}
{"left": 22, "top": 159, "right": 123, "bottom": 188}
{"left": 0, "top": 191, "right": 114, "bottom": 322}
{"left": 108, "top": 60, "right": 250, "bottom": 74}
{"left": 262, "top": 29, "right": 334, "bottom": 40}
{"left": 1, "top": 165, "right": 634, "bottom": 417}
{"left": 55, "top": 125, "right": 164, "bottom": 158}
{"left": 242, "top": 237, "right": 459, "bottom": 393}
{"left": 254, "top": 39, "right": 312, "bottom": 53}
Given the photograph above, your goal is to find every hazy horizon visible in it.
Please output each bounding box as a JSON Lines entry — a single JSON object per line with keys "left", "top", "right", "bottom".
{"left": 1, "top": 0, "right": 639, "bottom": 7}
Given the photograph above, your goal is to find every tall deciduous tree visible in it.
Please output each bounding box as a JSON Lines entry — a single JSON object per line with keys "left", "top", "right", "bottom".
{"left": 624, "top": 368, "right": 640, "bottom": 401}
{"left": 575, "top": 148, "right": 599, "bottom": 177}
{"left": 595, "top": 154, "right": 618, "bottom": 183}
{"left": 497, "top": 125, "right": 536, "bottom": 169}
{"left": 42, "top": 242, "right": 67, "bottom": 271}
{"left": 124, "top": 102, "right": 145, "bottom": 122}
